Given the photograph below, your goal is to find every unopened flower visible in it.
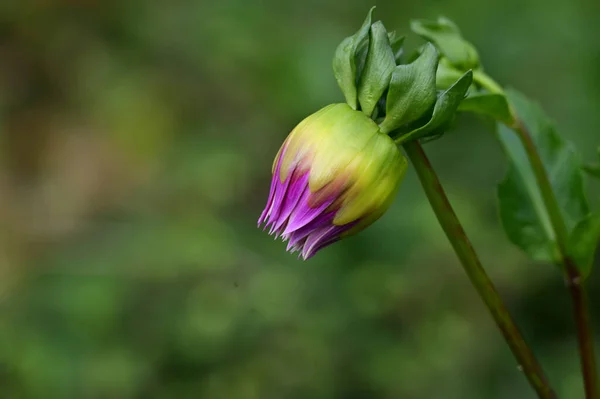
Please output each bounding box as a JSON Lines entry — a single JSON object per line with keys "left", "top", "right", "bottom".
{"left": 258, "top": 103, "right": 407, "bottom": 259}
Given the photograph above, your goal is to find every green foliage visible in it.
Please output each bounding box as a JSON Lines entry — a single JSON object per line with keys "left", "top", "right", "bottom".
{"left": 458, "top": 93, "right": 514, "bottom": 125}
{"left": 332, "top": 7, "right": 375, "bottom": 109}
{"left": 358, "top": 21, "right": 396, "bottom": 116}
{"left": 379, "top": 43, "right": 438, "bottom": 134}
{"left": 497, "top": 89, "right": 589, "bottom": 264}
{"left": 397, "top": 70, "right": 473, "bottom": 143}
{"left": 387, "top": 31, "right": 405, "bottom": 63}
{"left": 583, "top": 147, "right": 600, "bottom": 179}
{"left": 568, "top": 213, "right": 600, "bottom": 278}
{"left": 434, "top": 57, "right": 467, "bottom": 90}
{"left": 410, "top": 17, "right": 480, "bottom": 70}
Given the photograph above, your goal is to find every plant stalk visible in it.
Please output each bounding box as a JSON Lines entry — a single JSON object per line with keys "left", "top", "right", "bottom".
{"left": 512, "top": 119, "right": 599, "bottom": 399}
{"left": 404, "top": 140, "right": 558, "bottom": 399}
{"left": 566, "top": 257, "right": 599, "bottom": 399}
{"left": 475, "top": 69, "right": 599, "bottom": 398}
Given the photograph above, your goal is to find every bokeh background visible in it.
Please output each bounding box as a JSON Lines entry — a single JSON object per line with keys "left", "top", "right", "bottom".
{"left": 0, "top": 0, "right": 599, "bottom": 398}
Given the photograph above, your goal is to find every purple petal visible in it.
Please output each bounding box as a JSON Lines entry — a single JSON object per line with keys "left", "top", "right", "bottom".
{"left": 286, "top": 237, "right": 307, "bottom": 254}
{"left": 283, "top": 190, "right": 336, "bottom": 235}
{"left": 301, "top": 224, "right": 351, "bottom": 260}
{"left": 258, "top": 175, "right": 278, "bottom": 227}
{"left": 264, "top": 167, "right": 295, "bottom": 233}
{"left": 258, "top": 149, "right": 285, "bottom": 226}
{"left": 285, "top": 210, "right": 335, "bottom": 238}
{"left": 258, "top": 141, "right": 294, "bottom": 228}
{"left": 301, "top": 238, "right": 340, "bottom": 260}
{"left": 283, "top": 211, "right": 335, "bottom": 247}
{"left": 271, "top": 169, "right": 310, "bottom": 234}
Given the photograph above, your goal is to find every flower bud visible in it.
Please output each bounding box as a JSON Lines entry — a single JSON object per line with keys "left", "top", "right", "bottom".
{"left": 258, "top": 103, "right": 407, "bottom": 260}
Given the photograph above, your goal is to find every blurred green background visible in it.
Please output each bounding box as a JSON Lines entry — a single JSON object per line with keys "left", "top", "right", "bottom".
{"left": 0, "top": 0, "right": 599, "bottom": 398}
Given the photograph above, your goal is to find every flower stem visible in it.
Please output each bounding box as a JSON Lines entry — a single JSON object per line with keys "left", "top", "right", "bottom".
{"left": 475, "top": 69, "right": 599, "bottom": 398}
{"left": 566, "top": 258, "right": 599, "bottom": 399}
{"left": 403, "top": 140, "right": 558, "bottom": 399}
{"left": 511, "top": 119, "right": 599, "bottom": 399}
{"left": 473, "top": 70, "right": 504, "bottom": 94}
{"left": 510, "top": 118, "right": 570, "bottom": 247}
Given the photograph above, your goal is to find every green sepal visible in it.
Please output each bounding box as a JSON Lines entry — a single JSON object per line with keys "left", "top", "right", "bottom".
{"left": 379, "top": 43, "right": 439, "bottom": 134}
{"left": 410, "top": 17, "right": 480, "bottom": 70}
{"left": 332, "top": 7, "right": 375, "bottom": 109}
{"left": 358, "top": 21, "right": 396, "bottom": 117}
{"left": 568, "top": 212, "right": 600, "bottom": 278}
{"left": 387, "top": 31, "right": 405, "bottom": 63}
{"left": 395, "top": 70, "right": 473, "bottom": 143}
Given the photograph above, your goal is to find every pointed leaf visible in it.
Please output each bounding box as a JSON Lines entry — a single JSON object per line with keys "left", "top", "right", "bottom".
{"left": 568, "top": 212, "right": 600, "bottom": 278}
{"left": 411, "top": 17, "right": 479, "bottom": 69}
{"left": 459, "top": 93, "right": 515, "bottom": 125}
{"left": 497, "top": 89, "right": 589, "bottom": 263}
{"left": 379, "top": 43, "right": 439, "bottom": 134}
{"left": 398, "top": 70, "right": 473, "bottom": 143}
{"left": 332, "top": 7, "right": 375, "bottom": 109}
{"left": 358, "top": 21, "right": 396, "bottom": 116}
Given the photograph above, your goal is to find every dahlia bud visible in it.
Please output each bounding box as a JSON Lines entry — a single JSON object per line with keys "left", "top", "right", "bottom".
{"left": 258, "top": 103, "right": 407, "bottom": 260}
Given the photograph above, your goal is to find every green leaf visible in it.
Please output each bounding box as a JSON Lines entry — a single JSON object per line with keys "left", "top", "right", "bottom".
{"left": 497, "top": 89, "right": 589, "bottom": 263}
{"left": 568, "top": 213, "right": 600, "bottom": 278}
{"left": 332, "top": 7, "right": 375, "bottom": 109}
{"left": 410, "top": 17, "right": 480, "bottom": 70}
{"left": 379, "top": 43, "right": 439, "bottom": 134}
{"left": 398, "top": 70, "right": 473, "bottom": 143}
{"left": 584, "top": 166, "right": 600, "bottom": 178}
{"left": 358, "top": 21, "right": 396, "bottom": 116}
{"left": 583, "top": 147, "right": 600, "bottom": 179}
{"left": 435, "top": 57, "right": 466, "bottom": 90}
{"left": 387, "top": 31, "right": 405, "bottom": 63}
{"left": 458, "top": 93, "right": 514, "bottom": 125}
